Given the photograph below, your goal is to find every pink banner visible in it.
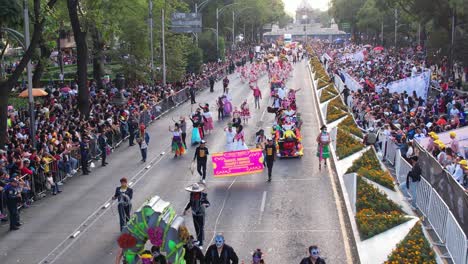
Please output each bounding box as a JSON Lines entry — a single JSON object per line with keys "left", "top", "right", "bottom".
{"left": 212, "top": 149, "right": 264, "bottom": 177}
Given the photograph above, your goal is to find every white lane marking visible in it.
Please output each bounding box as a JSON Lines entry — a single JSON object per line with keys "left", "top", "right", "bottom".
{"left": 260, "top": 191, "right": 267, "bottom": 212}
{"left": 207, "top": 177, "right": 238, "bottom": 246}
{"left": 70, "top": 231, "right": 80, "bottom": 238}
{"left": 102, "top": 202, "right": 111, "bottom": 209}
{"left": 37, "top": 149, "right": 170, "bottom": 264}
{"left": 306, "top": 60, "right": 354, "bottom": 263}
{"left": 261, "top": 108, "right": 266, "bottom": 121}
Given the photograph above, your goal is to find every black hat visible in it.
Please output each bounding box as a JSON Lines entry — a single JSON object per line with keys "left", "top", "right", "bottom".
{"left": 320, "top": 125, "right": 327, "bottom": 130}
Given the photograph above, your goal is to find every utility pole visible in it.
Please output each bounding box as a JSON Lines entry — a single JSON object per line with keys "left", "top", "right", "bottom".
{"left": 449, "top": 10, "right": 456, "bottom": 78}
{"left": 232, "top": 11, "right": 235, "bottom": 50}
{"left": 418, "top": 23, "right": 421, "bottom": 46}
{"left": 216, "top": 7, "right": 219, "bottom": 59}
{"left": 162, "top": 8, "right": 166, "bottom": 85}
{"left": 23, "top": 0, "right": 35, "bottom": 146}
{"left": 149, "top": 0, "right": 154, "bottom": 81}
{"left": 381, "top": 20, "right": 384, "bottom": 46}
{"left": 195, "top": 3, "right": 198, "bottom": 46}
{"left": 394, "top": 8, "right": 398, "bottom": 48}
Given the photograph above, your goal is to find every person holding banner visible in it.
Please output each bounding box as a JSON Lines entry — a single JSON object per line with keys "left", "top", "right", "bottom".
{"left": 225, "top": 124, "right": 237, "bottom": 152}
{"left": 264, "top": 138, "right": 276, "bottom": 182}
{"left": 316, "top": 125, "right": 331, "bottom": 171}
{"left": 193, "top": 140, "right": 209, "bottom": 184}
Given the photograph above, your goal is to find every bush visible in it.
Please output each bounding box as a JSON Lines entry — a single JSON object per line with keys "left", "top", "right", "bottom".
{"left": 385, "top": 222, "right": 436, "bottom": 264}
{"left": 355, "top": 177, "right": 408, "bottom": 240}
{"left": 339, "top": 115, "right": 363, "bottom": 138}
{"left": 186, "top": 47, "right": 204, "bottom": 74}
{"left": 336, "top": 128, "right": 364, "bottom": 159}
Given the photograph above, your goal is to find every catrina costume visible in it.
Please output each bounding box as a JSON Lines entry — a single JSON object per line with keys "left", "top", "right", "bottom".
{"left": 316, "top": 126, "right": 331, "bottom": 160}
{"left": 190, "top": 112, "right": 204, "bottom": 145}
{"left": 171, "top": 128, "right": 186, "bottom": 156}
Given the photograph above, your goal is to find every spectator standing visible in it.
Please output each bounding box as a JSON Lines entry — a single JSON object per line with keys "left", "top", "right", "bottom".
{"left": 5, "top": 179, "right": 21, "bottom": 231}
{"left": 189, "top": 84, "right": 197, "bottom": 104}
{"left": 406, "top": 156, "right": 422, "bottom": 208}
{"left": 128, "top": 115, "right": 137, "bottom": 147}
{"left": 136, "top": 124, "right": 150, "bottom": 163}
{"left": 98, "top": 128, "right": 109, "bottom": 167}
{"left": 80, "top": 136, "right": 90, "bottom": 175}
{"left": 209, "top": 75, "right": 215, "bottom": 93}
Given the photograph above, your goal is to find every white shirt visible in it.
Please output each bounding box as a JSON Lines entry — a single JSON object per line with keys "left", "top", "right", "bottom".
{"left": 452, "top": 164, "right": 464, "bottom": 184}
{"left": 277, "top": 88, "right": 286, "bottom": 100}
{"left": 225, "top": 129, "right": 236, "bottom": 144}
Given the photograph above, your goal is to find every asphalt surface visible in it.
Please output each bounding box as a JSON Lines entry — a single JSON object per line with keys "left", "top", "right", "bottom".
{"left": 0, "top": 60, "right": 351, "bottom": 264}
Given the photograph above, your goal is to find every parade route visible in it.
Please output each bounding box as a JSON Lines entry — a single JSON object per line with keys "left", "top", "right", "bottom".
{"left": 0, "top": 61, "right": 353, "bottom": 263}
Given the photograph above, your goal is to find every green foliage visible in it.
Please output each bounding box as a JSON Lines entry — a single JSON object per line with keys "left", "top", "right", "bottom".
{"left": 199, "top": 31, "right": 218, "bottom": 62}
{"left": 0, "top": 0, "right": 21, "bottom": 28}
{"left": 186, "top": 47, "right": 203, "bottom": 74}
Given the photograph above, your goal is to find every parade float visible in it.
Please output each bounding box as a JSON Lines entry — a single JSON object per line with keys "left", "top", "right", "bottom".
{"left": 117, "top": 196, "right": 189, "bottom": 264}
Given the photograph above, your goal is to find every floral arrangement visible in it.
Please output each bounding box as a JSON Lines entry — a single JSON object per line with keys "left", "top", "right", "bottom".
{"left": 338, "top": 115, "right": 363, "bottom": 138}
{"left": 326, "top": 105, "right": 347, "bottom": 124}
{"left": 346, "top": 148, "right": 395, "bottom": 189}
{"left": 148, "top": 226, "right": 163, "bottom": 247}
{"left": 117, "top": 233, "right": 137, "bottom": 249}
{"left": 385, "top": 222, "right": 436, "bottom": 264}
{"left": 336, "top": 128, "right": 364, "bottom": 159}
{"left": 355, "top": 177, "right": 408, "bottom": 239}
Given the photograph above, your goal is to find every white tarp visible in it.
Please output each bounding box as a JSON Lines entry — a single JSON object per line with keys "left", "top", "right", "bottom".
{"left": 380, "top": 70, "right": 431, "bottom": 100}
{"left": 341, "top": 49, "right": 365, "bottom": 62}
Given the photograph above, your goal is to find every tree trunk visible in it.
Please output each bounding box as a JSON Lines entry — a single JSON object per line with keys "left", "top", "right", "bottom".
{"left": 67, "top": 0, "right": 89, "bottom": 118}
{"left": 0, "top": 0, "right": 50, "bottom": 149}
{"left": 91, "top": 25, "right": 105, "bottom": 90}
{"left": 32, "top": 36, "right": 51, "bottom": 88}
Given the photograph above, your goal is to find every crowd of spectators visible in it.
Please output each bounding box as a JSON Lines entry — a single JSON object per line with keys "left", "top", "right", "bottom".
{"left": 0, "top": 47, "right": 251, "bottom": 222}
{"left": 314, "top": 41, "right": 468, "bottom": 188}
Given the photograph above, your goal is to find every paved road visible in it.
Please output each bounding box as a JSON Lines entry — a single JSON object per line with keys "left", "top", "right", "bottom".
{"left": 0, "top": 61, "right": 353, "bottom": 264}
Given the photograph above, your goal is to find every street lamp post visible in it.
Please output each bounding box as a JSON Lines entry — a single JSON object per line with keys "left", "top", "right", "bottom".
{"left": 216, "top": 3, "right": 239, "bottom": 60}
{"left": 302, "top": 15, "right": 308, "bottom": 45}
{"left": 195, "top": 0, "right": 212, "bottom": 46}
{"left": 23, "top": 0, "right": 35, "bottom": 146}
{"left": 148, "top": 0, "right": 155, "bottom": 80}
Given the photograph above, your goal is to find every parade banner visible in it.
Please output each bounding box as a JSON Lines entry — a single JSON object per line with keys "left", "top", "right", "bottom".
{"left": 379, "top": 70, "right": 431, "bottom": 100}
{"left": 212, "top": 149, "right": 264, "bottom": 177}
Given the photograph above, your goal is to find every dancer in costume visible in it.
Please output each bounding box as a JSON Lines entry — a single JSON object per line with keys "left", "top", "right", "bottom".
{"left": 223, "top": 95, "right": 233, "bottom": 117}
{"left": 224, "top": 124, "right": 237, "bottom": 152}
{"left": 201, "top": 106, "right": 214, "bottom": 134}
{"left": 233, "top": 124, "right": 248, "bottom": 151}
{"left": 316, "top": 125, "right": 331, "bottom": 170}
{"left": 232, "top": 108, "right": 242, "bottom": 128}
{"left": 190, "top": 110, "right": 203, "bottom": 145}
{"left": 240, "top": 100, "right": 251, "bottom": 124}
{"left": 169, "top": 123, "right": 186, "bottom": 158}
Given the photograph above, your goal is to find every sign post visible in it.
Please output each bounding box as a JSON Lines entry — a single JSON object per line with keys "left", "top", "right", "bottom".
{"left": 170, "top": 13, "right": 202, "bottom": 33}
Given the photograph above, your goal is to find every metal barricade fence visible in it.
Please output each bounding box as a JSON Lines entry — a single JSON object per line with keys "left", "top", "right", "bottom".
{"left": 445, "top": 210, "right": 468, "bottom": 264}
{"left": 385, "top": 139, "right": 398, "bottom": 165}
{"left": 394, "top": 151, "right": 412, "bottom": 185}
{"left": 416, "top": 178, "right": 433, "bottom": 218}
{"left": 426, "top": 188, "right": 449, "bottom": 243}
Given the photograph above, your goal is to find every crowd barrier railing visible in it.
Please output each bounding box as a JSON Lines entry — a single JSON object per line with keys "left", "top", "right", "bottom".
{"left": 381, "top": 136, "right": 468, "bottom": 264}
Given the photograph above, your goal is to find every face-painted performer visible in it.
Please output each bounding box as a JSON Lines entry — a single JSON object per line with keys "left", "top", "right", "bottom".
{"left": 205, "top": 233, "right": 239, "bottom": 264}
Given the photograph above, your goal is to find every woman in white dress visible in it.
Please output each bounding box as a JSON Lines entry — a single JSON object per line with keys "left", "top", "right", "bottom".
{"left": 224, "top": 123, "right": 237, "bottom": 152}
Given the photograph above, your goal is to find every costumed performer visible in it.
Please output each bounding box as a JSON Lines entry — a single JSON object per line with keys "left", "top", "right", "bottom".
{"left": 316, "top": 125, "right": 331, "bottom": 170}
{"left": 169, "top": 123, "right": 186, "bottom": 158}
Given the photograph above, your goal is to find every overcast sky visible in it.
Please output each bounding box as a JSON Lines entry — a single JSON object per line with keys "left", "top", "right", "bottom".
{"left": 281, "top": 0, "right": 330, "bottom": 15}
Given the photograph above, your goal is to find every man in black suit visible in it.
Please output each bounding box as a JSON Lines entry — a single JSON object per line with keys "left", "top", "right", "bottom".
{"left": 112, "top": 177, "right": 133, "bottom": 231}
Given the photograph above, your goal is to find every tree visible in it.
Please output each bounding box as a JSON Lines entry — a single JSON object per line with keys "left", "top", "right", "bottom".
{"left": 0, "top": 0, "right": 58, "bottom": 148}
{"left": 186, "top": 47, "right": 203, "bottom": 74}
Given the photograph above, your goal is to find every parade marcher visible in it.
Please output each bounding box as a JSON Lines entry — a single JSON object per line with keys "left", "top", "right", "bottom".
{"left": 184, "top": 235, "right": 205, "bottom": 264}
{"left": 79, "top": 136, "right": 90, "bottom": 175}
{"left": 240, "top": 100, "right": 251, "bottom": 125}
{"left": 170, "top": 123, "right": 186, "bottom": 158}
{"left": 193, "top": 140, "right": 209, "bottom": 183}
{"left": 217, "top": 97, "right": 225, "bottom": 121}
{"left": 250, "top": 85, "right": 262, "bottom": 109}
{"left": 233, "top": 125, "right": 248, "bottom": 151}
{"left": 205, "top": 234, "right": 239, "bottom": 264}
{"left": 299, "top": 245, "right": 326, "bottom": 264}
{"left": 151, "top": 246, "right": 167, "bottom": 264}
{"left": 190, "top": 110, "right": 204, "bottom": 145}
{"left": 202, "top": 106, "right": 215, "bottom": 134}
{"left": 223, "top": 76, "right": 230, "bottom": 94}
{"left": 189, "top": 83, "right": 197, "bottom": 104}
{"left": 225, "top": 124, "right": 237, "bottom": 152}
{"left": 264, "top": 138, "right": 276, "bottom": 182}
{"left": 136, "top": 124, "right": 150, "bottom": 162}
{"left": 112, "top": 177, "right": 133, "bottom": 232}
{"left": 316, "top": 125, "right": 331, "bottom": 170}
{"left": 255, "top": 129, "right": 267, "bottom": 149}
{"left": 252, "top": 249, "right": 265, "bottom": 264}
{"left": 98, "top": 127, "right": 109, "bottom": 166}
{"left": 209, "top": 75, "right": 216, "bottom": 93}
{"left": 180, "top": 116, "right": 188, "bottom": 148}
{"left": 232, "top": 109, "right": 242, "bottom": 128}
{"left": 5, "top": 179, "right": 21, "bottom": 231}
{"left": 184, "top": 183, "right": 210, "bottom": 248}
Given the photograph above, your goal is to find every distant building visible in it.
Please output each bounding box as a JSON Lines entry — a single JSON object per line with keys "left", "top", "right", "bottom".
{"left": 263, "top": 0, "right": 346, "bottom": 43}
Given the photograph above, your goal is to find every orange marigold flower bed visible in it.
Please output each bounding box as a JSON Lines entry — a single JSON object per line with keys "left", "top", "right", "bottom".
{"left": 347, "top": 148, "right": 381, "bottom": 173}
{"left": 338, "top": 115, "right": 363, "bottom": 138}
{"left": 385, "top": 222, "right": 436, "bottom": 264}
{"left": 336, "top": 128, "right": 364, "bottom": 159}
{"left": 329, "top": 96, "right": 348, "bottom": 112}
{"left": 347, "top": 148, "right": 395, "bottom": 189}
{"left": 355, "top": 177, "right": 408, "bottom": 239}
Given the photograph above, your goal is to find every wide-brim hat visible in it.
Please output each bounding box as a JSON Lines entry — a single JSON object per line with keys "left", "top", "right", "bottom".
{"left": 185, "top": 183, "right": 206, "bottom": 192}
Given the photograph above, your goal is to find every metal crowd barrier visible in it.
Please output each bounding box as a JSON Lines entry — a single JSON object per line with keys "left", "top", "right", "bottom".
{"left": 380, "top": 136, "right": 468, "bottom": 264}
